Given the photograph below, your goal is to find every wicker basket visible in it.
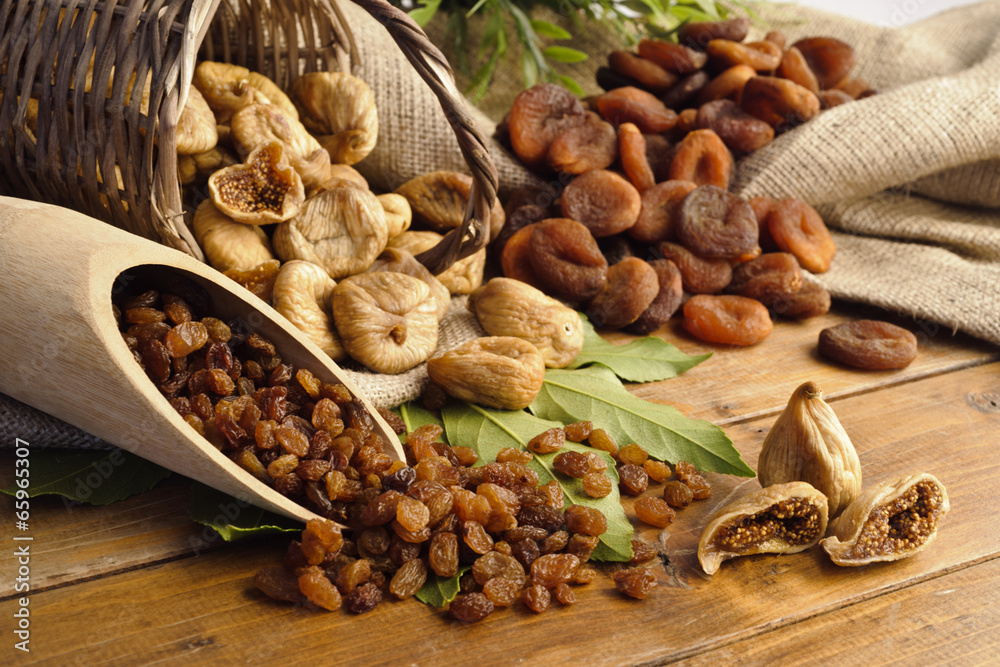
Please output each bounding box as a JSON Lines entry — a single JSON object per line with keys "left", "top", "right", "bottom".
{"left": 0, "top": 0, "right": 497, "bottom": 274}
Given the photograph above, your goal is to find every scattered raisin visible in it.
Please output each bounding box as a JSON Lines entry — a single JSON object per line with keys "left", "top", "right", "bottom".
{"left": 635, "top": 497, "right": 676, "bottom": 528}
{"left": 564, "top": 504, "right": 608, "bottom": 536}
{"left": 630, "top": 540, "right": 659, "bottom": 564}
{"left": 345, "top": 582, "right": 382, "bottom": 614}
{"left": 298, "top": 566, "right": 342, "bottom": 611}
{"left": 528, "top": 427, "right": 565, "bottom": 454}
{"left": 563, "top": 421, "right": 594, "bottom": 443}
{"left": 553, "top": 451, "right": 593, "bottom": 479}
{"left": 522, "top": 584, "right": 551, "bottom": 613}
{"left": 582, "top": 471, "right": 614, "bottom": 498}
{"left": 614, "top": 567, "right": 657, "bottom": 599}
{"left": 618, "top": 464, "right": 649, "bottom": 496}
{"left": 663, "top": 480, "right": 694, "bottom": 508}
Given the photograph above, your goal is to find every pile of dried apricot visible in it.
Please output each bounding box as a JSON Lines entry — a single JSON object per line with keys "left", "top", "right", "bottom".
{"left": 493, "top": 17, "right": 858, "bottom": 345}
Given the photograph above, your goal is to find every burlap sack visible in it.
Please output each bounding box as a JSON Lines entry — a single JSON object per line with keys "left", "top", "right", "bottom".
{"left": 5, "top": 1, "right": 1000, "bottom": 449}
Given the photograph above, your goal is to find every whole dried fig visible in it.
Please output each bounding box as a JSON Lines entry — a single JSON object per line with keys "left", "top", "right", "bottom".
{"left": 377, "top": 193, "right": 412, "bottom": 240}
{"left": 192, "top": 200, "right": 274, "bottom": 272}
{"left": 427, "top": 337, "right": 545, "bottom": 410}
{"left": 193, "top": 62, "right": 298, "bottom": 124}
{"left": 468, "top": 277, "right": 584, "bottom": 368}
{"left": 230, "top": 102, "right": 321, "bottom": 162}
{"left": 272, "top": 184, "right": 388, "bottom": 279}
{"left": 698, "top": 481, "right": 829, "bottom": 575}
{"left": 395, "top": 171, "right": 505, "bottom": 242}
{"left": 176, "top": 87, "right": 218, "bottom": 155}
{"left": 272, "top": 260, "right": 346, "bottom": 360}
{"left": 208, "top": 141, "right": 305, "bottom": 225}
{"left": 387, "top": 231, "right": 486, "bottom": 295}
{"left": 177, "top": 145, "right": 238, "bottom": 186}
{"left": 331, "top": 272, "right": 440, "bottom": 374}
{"left": 367, "top": 248, "right": 450, "bottom": 320}
{"left": 290, "top": 72, "right": 378, "bottom": 165}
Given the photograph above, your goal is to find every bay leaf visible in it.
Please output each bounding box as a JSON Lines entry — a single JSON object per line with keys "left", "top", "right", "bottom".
{"left": 1, "top": 448, "right": 170, "bottom": 505}
{"left": 441, "top": 402, "right": 633, "bottom": 561}
{"left": 416, "top": 567, "right": 469, "bottom": 607}
{"left": 568, "top": 317, "right": 711, "bottom": 382}
{"left": 532, "top": 365, "right": 754, "bottom": 477}
{"left": 187, "top": 482, "right": 301, "bottom": 541}
{"left": 394, "top": 401, "right": 444, "bottom": 445}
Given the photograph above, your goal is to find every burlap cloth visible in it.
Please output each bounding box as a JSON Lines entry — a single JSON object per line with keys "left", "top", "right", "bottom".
{"left": 3, "top": 0, "right": 999, "bottom": 448}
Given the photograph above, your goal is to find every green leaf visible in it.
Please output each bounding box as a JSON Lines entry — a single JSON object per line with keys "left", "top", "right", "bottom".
{"left": 416, "top": 567, "right": 469, "bottom": 607}
{"left": 187, "top": 482, "right": 301, "bottom": 541}
{"left": 520, "top": 49, "right": 539, "bottom": 88}
{"left": 441, "top": 402, "right": 632, "bottom": 561}
{"left": 556, "top": 74, "right": 586, "bottom": 97}
{"left": 530, "top": 19, "right": 572, "bottom": 40}
{"left": 396, "top": 401, "right": 444, "bottom": 442}
{"left": 532, "top": 366, "right": 754, "bottom": 477}
{"left": 407, "top": 0, "right": 442, "bottom": 27}
{"left": 1, "top": 449, "right": 170, "bottom": 505}
{"left": 542, "top": 46, "right": 589, "bottom": 64}
{"left": 568, "top": 317, "right": 711, "bottom": 382}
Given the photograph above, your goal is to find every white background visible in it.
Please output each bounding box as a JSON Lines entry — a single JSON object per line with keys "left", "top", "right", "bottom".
{"left": 770, "top": 0, "right": 981, "bottom": 27}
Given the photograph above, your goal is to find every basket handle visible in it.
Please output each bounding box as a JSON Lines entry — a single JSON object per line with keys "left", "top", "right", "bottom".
{"left": 346, "top": 0, "right": 499, "bottom": 275}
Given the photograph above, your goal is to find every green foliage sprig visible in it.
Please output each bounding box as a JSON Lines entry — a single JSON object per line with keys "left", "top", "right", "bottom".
{"left": 398, "top": 0, "right": 735, "bottom": 101}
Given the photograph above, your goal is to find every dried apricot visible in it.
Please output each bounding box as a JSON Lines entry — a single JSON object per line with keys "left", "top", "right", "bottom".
{"left": 726, "top": 252, "right": 803, "bottom": 301}
{"left": 836, "top": 77, "right": 877, "bottom": 99}
{"left": 695, "top": 65, "right": 756, "bottom": 106}
{"left": 767, "top": 198, "right": 836, "bottom": 273}
{"left": 741, "top": 76, "right": 820, "bottom": 130}
{"left": 678, "top": 17, "right": 750, "bottom": 49}
{"left": 682, "top": 294, "right": 773, "bottom": 346}
{"left": 508, "top": 83, "right": 586, "bottom": 170}
{"left": 706, "top": 39, "right": 782, "bottom": 72}
{"left": 764, "top": 30, "right": 787, "bottom": 51}
{"left": 778, "top": 47, "right": 820, "bottom": 95}
{"left": 661, "top": 70, "right": 711, "bottom": 110}
{"left": 628, "top": 180, "right": 697, "bottom": 244}
{"left": 748, "top": 195, "right": 779, "bottom": 251}
{"left": 637, "top": 39, "right": 708, "bottom": 74}
{"left": 818, "top": 320, "right": 918, "bottom": 370}
{"left": 617, "top": 123, "right": 655, "bottom": 192}
{"left": 818, "top": 89, "right": 854, "bottom": 109}
{"left": 626, "top": 258, "right": 684, "bottom": 335}
{"left": 500, "top": 222, "right": 545, "bottom": 288}
{"left": 560, "top": 169, "right": 641, "bottom": 238}
{"left": 676, "top": 185, "right": 758, "bottom": 259}
{"left": 529, "top": 218, "right": 608, "bottom": 302}
{"left": 595, "top": 87, "right": 678, "bottom": 134}
{"left": 546, "top": 113, "right": 618, "bottom": 174}
{"left": 765, "top": 281, "right": 831, "bottom": 319}
{"left": 586, "top": 257, "right": 659, "bottom": 330}
{"left": 695, "top": 99, "right": 774, "bottom": 154}
{"left": 668, "top": 130, "right": 733, "bottom": 190}
{"left": 792, "top": 37, "right": 856, "bottom": 89}
{"left": 608, "top": 51, "right": 678, "bottom": 93}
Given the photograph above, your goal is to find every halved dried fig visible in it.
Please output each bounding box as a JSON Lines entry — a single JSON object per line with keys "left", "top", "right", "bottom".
{"left": 272, "top": 184, "right": 388, "bottom": 279}
{"left": 208, "top": 141, "right": 305, "bottom": 225}
{"left": 192, "top": 200, "right": 274, "bottom": 272}
{"left": 331, "top": 272, "right": 440, "bottom": 374}
{"left": 290, "top": 72, "right": 378, "bottom": 165}
{"left": 176, "top": 87, "right": 218, "bottom": 155}
{"left": 427, "top": 337, "right": 545, "bottom": 410}
{"left": 820, "top": 473, "right": 949, "bottom": 566}
{"left": 193, "top": 62, "right": 298, "bottom": 124}
{"left": 698, "top": 481, "right": 829, "bottom": 575}
{"left": 272, "top": 260, "right": 346, "bottom": 360}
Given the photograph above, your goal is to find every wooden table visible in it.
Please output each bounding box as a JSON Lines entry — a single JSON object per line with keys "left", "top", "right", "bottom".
{"left": 3, "top": 302, "right": 999, "bottom": 665}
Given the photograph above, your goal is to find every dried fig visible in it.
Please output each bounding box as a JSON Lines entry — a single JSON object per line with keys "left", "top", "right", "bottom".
{"left": 331, "top": 272, "right": 440, "bottom": 374}
{"left": 395, "top": 171, "right": 505, "bottom": 242}
{"left": 426, "top": 337, "right": 545, "bottom": 410}
{"left": 386, "top": 231, "right": 486, "bottom": 295}
{"left": 192, "top": 200, "right": 274, "bottom": 272}
{"left": 193, "top": 62, "right": 298, "bottom": 124}
{"left": 208, "top": 141, "right": 305, "bottom": 225}
{"left": 272, "top": 260, "right": 346, "bottom": 360}
{"left": 698, "top": 481, "right": 829, "bottom": 575}
{"left": 230, "top": 102, "right": 321, "bottom": 162}
{"left": 469, "top": 277, "right": 584, "bottom": 368}
{"left": 820, "top": 473, "right": 949, "bottom": 566}
{"left": 273, "top": 185, "right": 388, "bottom": 279}
{"left": 290, "top": 72, "right": 378, "bottom": 165}
{"left": 177, "top": 145, "right": 238, "bottom": 186}
{"left": 377, "top": 193, "right": 413, "bottom": 241}
{"left": 176, "top": 87, "right": 218, "bottom": 155}
{"left": 367, "top": 248, "right": 450, "bottom": 320}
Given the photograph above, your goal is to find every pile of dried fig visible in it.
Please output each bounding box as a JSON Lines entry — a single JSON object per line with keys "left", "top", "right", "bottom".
{"left": 179, "top": 64, "right": 511, "bottom": 376}
{"left": 491, "top": 17, "right": 857, "bottom": 345}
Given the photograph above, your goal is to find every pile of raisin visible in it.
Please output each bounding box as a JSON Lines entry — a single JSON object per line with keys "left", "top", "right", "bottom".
{"left": 494, "top": 18, "right": 854, "bottom": 343}
{"left": 113, "top": 278, "right": 399, "bottom": 518}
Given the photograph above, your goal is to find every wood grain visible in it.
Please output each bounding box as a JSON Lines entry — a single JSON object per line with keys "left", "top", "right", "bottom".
{"left": 13, "top": 362, "right": 999, "bottom": 665}
{"left": 615, "top": 304, "right": 998, "bottom": 426}
{"left": 676, "top": 556, "right": 1000, "bottom": 666}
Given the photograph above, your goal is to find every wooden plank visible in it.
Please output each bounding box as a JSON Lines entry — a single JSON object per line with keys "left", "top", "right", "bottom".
{"left": 0, "top": 461, "right": 219, "bottom": 595}
{"left": 615, "top": 303, "right": 998, "bottom": 425}
{"left": 676, "top": 556, "right": 1000, "bottom": 666}
{"left": 13, "top": 362, "right": 1000, "bottom": 665}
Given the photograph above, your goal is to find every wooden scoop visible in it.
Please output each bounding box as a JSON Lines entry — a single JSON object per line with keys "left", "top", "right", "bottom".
{"left": 0, "top": 196, "right": 405, "bottom": 524}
